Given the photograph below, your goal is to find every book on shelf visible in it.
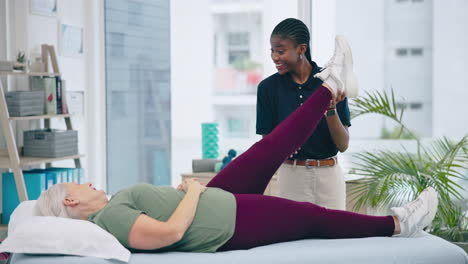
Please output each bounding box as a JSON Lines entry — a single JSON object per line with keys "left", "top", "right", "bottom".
{"left": 55, "top": 77, "right": 62, "bottom": 114}
{"left": 30, "top": 76, "right": 69, "bottom": 115}
{"left": 31, "top": 76, "right": 57, "bottom": 115}
{"left": 61, "top": 79, "right": 69, "bottom": 114}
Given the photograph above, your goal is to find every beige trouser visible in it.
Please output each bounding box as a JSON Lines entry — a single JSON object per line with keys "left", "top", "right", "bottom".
{"left": 277, "top": 162, "right": 346, "bottom": 210}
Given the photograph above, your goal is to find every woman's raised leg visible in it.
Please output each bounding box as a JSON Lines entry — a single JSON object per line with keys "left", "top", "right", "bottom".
{"left": 207, "top": 86, "right": 331, "bottom": 194}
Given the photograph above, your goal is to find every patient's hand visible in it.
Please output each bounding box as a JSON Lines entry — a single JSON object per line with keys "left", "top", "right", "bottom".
{"left": 289, "top": 147, "right": 301, "bottom": 158}
{"left": 177, "top": 178, "right": 207, "bottom": 194}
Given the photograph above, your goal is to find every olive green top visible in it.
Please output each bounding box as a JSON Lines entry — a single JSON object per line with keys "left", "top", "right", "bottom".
{"left": 88, "top": 183, "right": 236, "bottom": 252}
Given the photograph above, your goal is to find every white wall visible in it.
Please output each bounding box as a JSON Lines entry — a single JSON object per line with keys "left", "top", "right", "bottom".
{"left": 6, "top": 0, "right": 88, "bottom": 161}
{"left": 0, "top": 0, "right": 6, "bottom": 61}
{"left": 1, "top": 0, "right": 106, "bottom": 193}
{"left": 312, "top": 0, "right": 386, "bottom": 139}
{"left": 432, "top": 0, "right": 468, "bottom": 138}
{"left": 260, "top": 0, "right": 298, "bottom": 75}
{"left": 170, "top": 0, "right": 297, "bottom": 185}
{"left": 311, "top": 0, "right": 336, "bottom": 66}
{"left": 83, "top": 0, "right": 106, "bottom": 190}
{"left": 335, "top": 0, "right": 386, "bottom": 139}
{"left": 170, "top": 0, "right": 213, "bottom": 185}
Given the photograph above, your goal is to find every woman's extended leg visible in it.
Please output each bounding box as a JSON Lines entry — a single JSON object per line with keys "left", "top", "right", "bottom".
{"left": 219, "top": 187, "right": 438, "bottom": 251}
{"left": 207, "top": 85, "right": 331, "bottom": 194}
{"left": 218, "top": 194, "right": 395, "bottom": 251}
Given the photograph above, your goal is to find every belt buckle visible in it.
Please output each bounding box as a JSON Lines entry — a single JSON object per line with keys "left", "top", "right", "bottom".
{"left": 305, "top": 159, "right": 318, "bottom": 169}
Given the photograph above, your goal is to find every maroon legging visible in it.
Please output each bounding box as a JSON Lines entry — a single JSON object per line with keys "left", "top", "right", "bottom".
{"left": 207, "top": 85, "right": 395, "bottom": 251}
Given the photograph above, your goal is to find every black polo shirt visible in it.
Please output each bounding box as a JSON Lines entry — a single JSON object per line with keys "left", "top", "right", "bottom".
{"left": 256, "top": 61, "right": 351, "bottom": 160}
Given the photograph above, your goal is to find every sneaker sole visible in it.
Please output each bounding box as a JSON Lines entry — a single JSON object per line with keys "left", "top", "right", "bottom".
{"left": 336, "top": 36, "right": 359, "bottom": 98}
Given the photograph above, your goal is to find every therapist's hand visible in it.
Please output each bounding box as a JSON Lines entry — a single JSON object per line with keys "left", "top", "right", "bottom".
{"left": 328, "top": 89, "right": 347, "bottom": 109}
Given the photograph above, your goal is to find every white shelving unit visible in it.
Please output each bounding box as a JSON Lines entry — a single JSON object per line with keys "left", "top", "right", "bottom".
{"left": 0, "top": 71, "right": 83, "bottom": 202}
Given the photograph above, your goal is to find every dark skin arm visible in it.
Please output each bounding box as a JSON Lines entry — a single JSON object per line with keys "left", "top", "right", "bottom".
{"left": 261, "top": 88, "right": 349, "bottom": 154}
{"left": 325, "top": 89, "right": 349, "bottom": 152}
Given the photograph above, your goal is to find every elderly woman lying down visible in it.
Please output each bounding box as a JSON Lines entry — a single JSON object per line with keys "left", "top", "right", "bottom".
{"left": 35, "top": 40, "right": 438, "bottom": 253}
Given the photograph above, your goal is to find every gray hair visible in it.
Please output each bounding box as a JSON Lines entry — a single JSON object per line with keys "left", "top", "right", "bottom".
{"left": 34, "top": 184, "right": 76, "bottom": 218}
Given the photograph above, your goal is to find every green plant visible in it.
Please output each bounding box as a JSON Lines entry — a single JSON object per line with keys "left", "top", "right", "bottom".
{"left": 432, "top": 203, "right": 468, "bottom": 242}
{"left": 16, "top": 51, "right": 26, "bottom": 63}
{"left": 348, "top": 89, "right": 468, "bottom": 241}
{"left": 381, "top": 126, "right": 415, "bottom": 139}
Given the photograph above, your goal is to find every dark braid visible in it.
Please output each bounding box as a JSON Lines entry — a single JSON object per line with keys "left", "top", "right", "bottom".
{"left": 271, "top": 18, "right": 312, "bottom": 63}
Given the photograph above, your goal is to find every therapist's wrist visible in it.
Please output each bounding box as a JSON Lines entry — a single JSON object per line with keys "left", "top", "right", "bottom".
{"left": 325, "top": 108, "right": 336, "bottom": 117}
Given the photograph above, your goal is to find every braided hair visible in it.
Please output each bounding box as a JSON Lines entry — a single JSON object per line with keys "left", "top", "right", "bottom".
{"left": 271, "top": 18, "right": 312, "bottom": 64}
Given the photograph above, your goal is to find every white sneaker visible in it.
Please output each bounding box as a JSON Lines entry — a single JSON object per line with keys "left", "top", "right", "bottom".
{"left": 314, "top": 35, "right": 359, "bottom": 98}
{"left": 391, "top": 187, "right": 438, "bottom": 237}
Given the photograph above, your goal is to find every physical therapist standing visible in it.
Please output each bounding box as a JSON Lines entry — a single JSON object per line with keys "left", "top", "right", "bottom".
{"left": 256, "top": 18, "right": 358, "bottom": 210}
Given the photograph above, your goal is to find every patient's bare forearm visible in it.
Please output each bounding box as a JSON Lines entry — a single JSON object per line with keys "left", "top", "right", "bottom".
{"left": 167, "top": 188, "right": 201, "bottom": 239}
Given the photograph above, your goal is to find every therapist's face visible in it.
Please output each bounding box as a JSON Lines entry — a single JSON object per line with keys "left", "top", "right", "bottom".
{"left": 270, "top": 35, "right": 304, "bottom": 75}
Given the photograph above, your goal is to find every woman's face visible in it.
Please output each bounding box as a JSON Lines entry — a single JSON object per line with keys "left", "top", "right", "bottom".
{"left": 65, "top": 182, "right": 107, "bottom": 204}
{"left": 270, "top": 35, "right": 302, "bottom": 75}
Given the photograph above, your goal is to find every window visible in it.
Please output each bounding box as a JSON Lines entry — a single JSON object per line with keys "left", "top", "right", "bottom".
{"left": 396, "top": 102, "right": 408, "bottom": 110}
{"left": 128, "top": 1, "right": 143, "bottom": 26}
{"left": 396, "top": 48, "right": 424, "bottom": 57}
{"left": 105, "top": 0, "right": 171, "bottom": 193}
{"left": 108, "top": 32, "right": 125, "bottom": 57}
{"left": 410, "top": 48, "right": 423, "bottom": 56}
{"left": 228, "top": 32, "right": 249, "bottom": 46}
{"left": 227, "top": 32, "right": 250, "bottom": 64}
{"left": 213, "top": 12, "right": 262, "bottom": 95}
{"left": 396, "top": 48, "right": 408, "bottom": 56}
{"left": 171, "top": 0, "right": 298, "bottom": 184}
{"left": 309, "top": 0, "right": 468, "bottom": 208}
{"left": 410, "top": 102, "right": 423, "bottom": 110}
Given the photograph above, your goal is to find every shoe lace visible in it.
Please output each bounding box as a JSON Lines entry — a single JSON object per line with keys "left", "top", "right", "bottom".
{"left": 323, "top": 52, "right": 344, "bottom": 69}
{"left": 403, "top": 197, "right": 425, "bottom": 215}
{"left": 323, "top": 54, "right": 336, "bottom": 68}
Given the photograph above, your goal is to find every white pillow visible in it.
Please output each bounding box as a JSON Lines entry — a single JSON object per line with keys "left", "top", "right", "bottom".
{"left": 0, "top": 201, "right": 131, "bottom": 262}
{"left": 8, "top": 200, "right": 37, "bottom": 234}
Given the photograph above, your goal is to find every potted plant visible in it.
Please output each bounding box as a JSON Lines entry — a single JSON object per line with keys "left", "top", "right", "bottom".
{"left": 347, "top": 89, "right": 468, "bottom": 252}
{"left": 431, "top": 202, "right": 468, "bottom": 252}
{"left": 13, "top": 51, "right": 26, "bottom": 71}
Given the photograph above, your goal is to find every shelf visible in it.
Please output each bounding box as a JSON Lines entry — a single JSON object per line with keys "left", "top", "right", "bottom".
{"left": 0, "top": 71, "right": 61, "bottom": 77}
{"left": 0, "top": 48, "right": 80, "bottom": 203}
{"left": 0, "top": 152, "right": 84, "bottom": 168}
{"left": 9, "top": 114, "right": 71, "bottom": 121}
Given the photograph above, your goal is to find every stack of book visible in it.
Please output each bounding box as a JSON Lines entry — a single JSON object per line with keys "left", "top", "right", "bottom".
{"left": 23, "top": 129, "right": 78, "bottom": 158}
{"left": 31, "top": 76, "right": 68, "bottom": 115}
